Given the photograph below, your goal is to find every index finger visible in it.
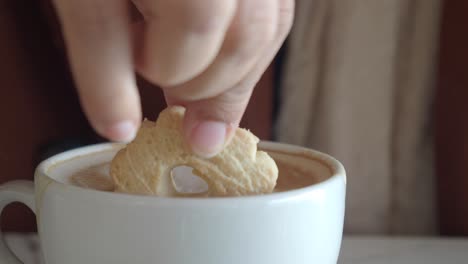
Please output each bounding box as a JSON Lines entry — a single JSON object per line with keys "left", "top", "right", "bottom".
{"left": 53, "top": 0, "right": 141, "bottom": 142}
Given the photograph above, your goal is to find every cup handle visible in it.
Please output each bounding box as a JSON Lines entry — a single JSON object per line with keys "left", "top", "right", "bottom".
{"left": 0, "top": 180, "right": 35, "bottom": 264}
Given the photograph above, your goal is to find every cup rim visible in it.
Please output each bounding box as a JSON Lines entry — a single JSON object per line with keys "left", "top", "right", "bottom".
{"left": 35, "top": 141, "right": 346, "bottom": 204}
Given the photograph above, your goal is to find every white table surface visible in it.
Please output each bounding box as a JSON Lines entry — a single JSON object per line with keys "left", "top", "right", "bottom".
{"left": 339, "top": 236, "right": 468, "bottom": 264}
{"left": 3, "top": 234, "right": 468, "bottom": 263}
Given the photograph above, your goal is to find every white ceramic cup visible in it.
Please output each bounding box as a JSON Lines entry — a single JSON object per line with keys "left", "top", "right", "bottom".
{"left": 0, "top": 141, "right": 346, "bottom": 264}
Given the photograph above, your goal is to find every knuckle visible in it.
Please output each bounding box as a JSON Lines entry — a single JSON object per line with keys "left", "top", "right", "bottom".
{"left": 223, "top": 3, "right": 277, "bottom": 59}
{"left": 177, "top": 0, "right": 236, "bottom": 34}
{"left": 56, "top": 1, "right": 125, "bottom": 40}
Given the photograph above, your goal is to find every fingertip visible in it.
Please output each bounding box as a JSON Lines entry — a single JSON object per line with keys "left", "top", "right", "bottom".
{"left": 180, "top": 96, "right": 246, "bottom": 158}
{"left": 97, "top": 120, "right": 139, "bottom": 143}
{"left": 186, "top": 120, "right": 227, "bottom": 158}
{"left": 183, "top": 107, "right": 239, "bottom": 158}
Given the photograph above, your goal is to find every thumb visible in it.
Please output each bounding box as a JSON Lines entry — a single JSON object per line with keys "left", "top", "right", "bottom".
{"left": 166, "top": 88, "right": 252, "bottom": 158}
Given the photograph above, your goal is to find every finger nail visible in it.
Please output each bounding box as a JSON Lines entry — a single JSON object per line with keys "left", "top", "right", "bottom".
{"left": 189, "top": 121, "right": 227, "bottom": 158}
{"left": 104, "top": 120, "right": 137, "bottom": 143}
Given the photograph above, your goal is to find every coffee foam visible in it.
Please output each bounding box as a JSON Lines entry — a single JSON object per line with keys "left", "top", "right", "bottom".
{"left": 46, "top": 146, "right": 123, "bottom": 185}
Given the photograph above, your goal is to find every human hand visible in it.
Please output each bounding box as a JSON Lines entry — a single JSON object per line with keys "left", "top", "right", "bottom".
{"left": 52, "top": 0, "right": 294, "bottom": 157}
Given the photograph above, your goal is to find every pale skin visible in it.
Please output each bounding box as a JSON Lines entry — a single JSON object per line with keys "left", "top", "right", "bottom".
{"left": 52, "top": 0, "right": 294, "bottom": 158}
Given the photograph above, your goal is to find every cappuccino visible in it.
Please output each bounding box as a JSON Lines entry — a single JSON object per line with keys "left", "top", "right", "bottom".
{"left": 62, "top": 146, "right": 331, "bottom": 195}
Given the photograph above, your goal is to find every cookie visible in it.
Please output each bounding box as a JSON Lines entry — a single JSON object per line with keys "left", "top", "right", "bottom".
{"left": 110, "top": 106, "right": 278, "bottom": 197}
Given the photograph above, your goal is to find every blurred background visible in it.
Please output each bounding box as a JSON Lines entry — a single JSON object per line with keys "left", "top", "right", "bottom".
{"left": 0, "top": 0, "right": 466, "bottom": 238}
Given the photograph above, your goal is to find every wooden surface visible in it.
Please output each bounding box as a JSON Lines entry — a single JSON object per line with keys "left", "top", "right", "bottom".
{"left": 0, "top": 0, "right": 274, "bottom": 232}
{"left": 435, "top": 0, "right": 468, "bottom": 236}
